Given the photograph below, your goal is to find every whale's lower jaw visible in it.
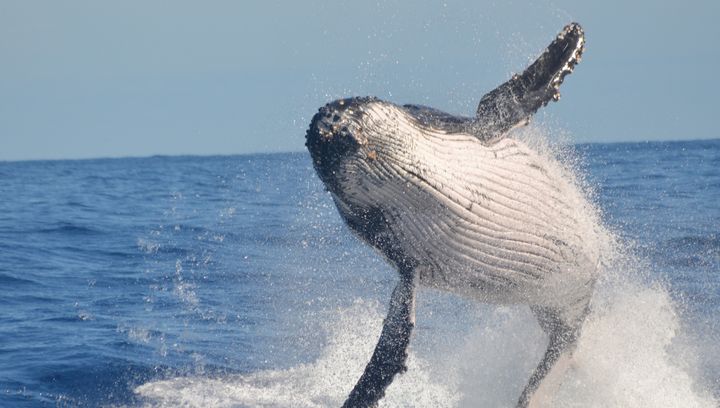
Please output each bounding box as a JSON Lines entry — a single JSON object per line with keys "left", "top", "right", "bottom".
{"left": 328, "top": 102, "right": 602, "bottom": 324}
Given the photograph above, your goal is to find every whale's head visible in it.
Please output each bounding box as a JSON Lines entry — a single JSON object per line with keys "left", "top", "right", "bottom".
{"left": 306, "top": 97, "right": 372, "bottom": 196}
{"left": 305, "top": 97, "right": 427, "bottom": 245}
{"left": 306, "top": 97, "right": 402, "bottom": 202}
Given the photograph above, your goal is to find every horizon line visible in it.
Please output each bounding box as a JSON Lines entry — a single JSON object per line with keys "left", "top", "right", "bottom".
{"left": 1, "top": 136, "right": 718, "bottom": 164}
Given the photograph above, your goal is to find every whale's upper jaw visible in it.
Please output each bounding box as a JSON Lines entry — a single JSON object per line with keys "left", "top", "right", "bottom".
{"left": 305, "top": 97, "right": 376, "bottom": 195}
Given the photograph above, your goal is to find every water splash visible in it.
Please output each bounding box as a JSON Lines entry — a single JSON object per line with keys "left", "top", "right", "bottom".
{"left": 135, "top": 299, "right": 460, "bottom": 408}
{"left": 135, "top": 270, "right": 717, "bottom": 407}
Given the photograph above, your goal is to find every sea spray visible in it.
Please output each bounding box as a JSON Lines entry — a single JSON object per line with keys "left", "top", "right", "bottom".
{"left": 135, "top": 277, "right": 717, "bottom": 407}
{"left": 135, "top": 299, "right": 460, "bottom": 407}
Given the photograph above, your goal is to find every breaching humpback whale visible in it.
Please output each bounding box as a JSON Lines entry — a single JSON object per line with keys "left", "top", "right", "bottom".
{"left": 306, "top": 23, "right": 601, "bottom": 408}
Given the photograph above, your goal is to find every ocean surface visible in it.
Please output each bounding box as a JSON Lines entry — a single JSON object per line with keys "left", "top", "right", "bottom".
{"left": 1, "top": 138, "right": 718, "bottom": 407}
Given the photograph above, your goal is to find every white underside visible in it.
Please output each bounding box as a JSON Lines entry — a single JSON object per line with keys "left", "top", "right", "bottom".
{"left": 339, "top": 103, "right": 607, "bottom": 323}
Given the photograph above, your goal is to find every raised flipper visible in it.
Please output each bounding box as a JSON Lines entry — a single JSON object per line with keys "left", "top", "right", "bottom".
{"left": 473, "top": 23, "right": 585, "bottom": 141}
{"left": 516, "top": 305, "right": 588, "bottom": 408}
{"left": 342, "top": 271, "right": 417, "bottom": 408}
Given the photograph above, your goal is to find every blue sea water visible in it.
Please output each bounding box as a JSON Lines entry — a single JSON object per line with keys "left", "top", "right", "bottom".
{"left": 0, "top": 139, "right": 718, "bottom": 407}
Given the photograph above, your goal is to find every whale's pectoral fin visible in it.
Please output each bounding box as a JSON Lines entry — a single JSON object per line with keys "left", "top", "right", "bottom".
{"left": 342, "top": 271, "right": 417, "bottom": 408}
{"left": 474, "top": 23, "right": 585, "bottom": 141}
{"left": 517, "top": 305, "right": 587, "bottom": 408}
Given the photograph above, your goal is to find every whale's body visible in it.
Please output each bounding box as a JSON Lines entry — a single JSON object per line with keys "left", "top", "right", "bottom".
{"left": 333, "top": 102, "right": 600, "bottom": 318}
{"left": 306, "top": 23, "right": 601, "bottom": 408}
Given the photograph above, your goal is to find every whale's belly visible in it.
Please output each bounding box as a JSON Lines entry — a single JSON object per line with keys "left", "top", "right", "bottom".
{"left": 380, "top": 135, "right": 601, "bottom": 307}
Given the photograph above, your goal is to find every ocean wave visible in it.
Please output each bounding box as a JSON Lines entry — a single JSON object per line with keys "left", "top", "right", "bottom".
{"left": 0, "top": 272, "right": 39, "bottom": 286}
{"left": 666, "top": 235, "right": 719, "bottom": 251}
{"left": 34, "top": 222, "right": 104, "bottom": 236}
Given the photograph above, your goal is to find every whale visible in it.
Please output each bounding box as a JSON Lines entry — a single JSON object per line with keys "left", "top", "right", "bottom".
{"left": 305, "top": 23, "right": 603, "bottom": 408}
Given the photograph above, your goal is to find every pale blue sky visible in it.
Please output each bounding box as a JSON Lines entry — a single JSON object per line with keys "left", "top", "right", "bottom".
{"left": 1, "top": 0, "right": 718, "bottom": 161}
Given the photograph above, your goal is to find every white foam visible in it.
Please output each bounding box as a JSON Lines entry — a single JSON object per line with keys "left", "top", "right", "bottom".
{"left": 551, "top": 283, "right": 715, "bottom": 408}
{"left": 135, "top": 299, "right": 460, "bottom": 408}
{"left": 134, "top": 235, "right": 717, "bottom": 403}
{"left": 135, "top": 274, "right": 717, "bottom": 407}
